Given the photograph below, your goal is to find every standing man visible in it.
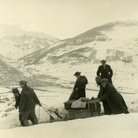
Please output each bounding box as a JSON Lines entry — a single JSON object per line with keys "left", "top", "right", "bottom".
{"left": 12, "top": 88, "right": 35, "bottom": 126}
{"left": 19, "top": 80, "right": 41, "bottom": 126}
{"left": 97, "top": 60, "right": 113, "bottom": 84}
{"left": 69, "top": 72, "right": 88, "bottom": 100}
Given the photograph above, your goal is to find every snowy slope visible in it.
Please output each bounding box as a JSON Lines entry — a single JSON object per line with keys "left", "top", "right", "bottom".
{"left": 20, "top": 20, "right": 138, "bottom": 65}
{"left": 0, "top": 113, "right": 138, "bottom": 138}
{"left": 0, "top": 20, "right": 138, "bottom": 138}
{"left": 0, "top": 85, "right": 138, "bottom": 138}
{"left": 0, "top": 24, "right": 59, "bottom": 60}
{"left": 0, "top": 24, "right": 60, "bottom": 86}
{"left": 0, "top": 58, "right": 28, "bottom": 86}
{"left": 17, "top": 20, "right": 138, "bottom": 90}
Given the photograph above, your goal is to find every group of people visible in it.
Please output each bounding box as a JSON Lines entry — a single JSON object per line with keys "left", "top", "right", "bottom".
{"left": 12, "top": 59, "right": 128, "bottom": 127}
{"left": 12, "top": 80, "right": 41, "bottom": 127}
{"left": 69, "top": 60, "right": 129, "bottom": 115}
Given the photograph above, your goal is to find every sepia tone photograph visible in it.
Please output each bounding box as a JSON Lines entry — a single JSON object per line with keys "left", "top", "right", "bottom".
{"left": 0, "top": 0, "right": 138, "bottom": 137}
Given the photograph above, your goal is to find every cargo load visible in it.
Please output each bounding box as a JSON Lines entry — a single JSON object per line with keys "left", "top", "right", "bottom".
{"left": 64, "top": 97, "right": 101, "bottom": 120}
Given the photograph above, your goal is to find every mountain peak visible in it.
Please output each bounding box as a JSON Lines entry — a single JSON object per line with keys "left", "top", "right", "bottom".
{"left": 0, "top": 23, "right": 59, "bottom": 60}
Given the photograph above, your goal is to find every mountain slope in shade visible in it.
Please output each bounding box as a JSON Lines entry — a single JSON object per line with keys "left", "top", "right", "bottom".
{"left": 0, "top": 24, "right": 61, "bottom": 86}
{"left": 0, "top": 57, "right": 26, "bottom": 86}
{"left": 0, "top": 54, "right": 60, "bottom": 86}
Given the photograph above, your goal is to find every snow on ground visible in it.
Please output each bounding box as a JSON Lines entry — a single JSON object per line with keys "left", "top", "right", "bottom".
{"left": 0, "top": 86, "right": 71, "bottom": 129}
{"left": 0, "top": 83, "right": 138, "bottom": 131}
{"left": 25, "top": 60, "right": 138, "bottom": 90}
{"left": 0, "top": 88, "right": 10, "bottom": 94}
{"left": 0, "top": 113, "right": 138, "bottom": 138}
{"left": 0, "top": 60, "right": 138, "bottom": 137}
{"left": 0, "top": 84, "right": 137, "bottom": 138}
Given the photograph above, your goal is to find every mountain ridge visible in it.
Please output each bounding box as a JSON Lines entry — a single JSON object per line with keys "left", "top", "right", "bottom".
{"left": 0, "top": 20, "right": 138, "bottom": 86}
{"left": 19, "top": 20, "right": 138, "bottom": 65}
{"left": 0, "top": 24, "right": 59, "bottom": 60}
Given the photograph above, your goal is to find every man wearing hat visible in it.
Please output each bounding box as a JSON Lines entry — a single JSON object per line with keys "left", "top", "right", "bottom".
{"left": 96, "top": 60, "right": 113, "bottom": 84}
{"left": 69, "top": 72, "right": 88, "bottom": 100}
{"left": 12, "top": 88, "right": 34, "bottom": 126}
{"left": 19, "top": 80, "right": 41, "bottom": 126}
{"left": 95, "top": 77, "right": 111, "bottom": 115}
{"left": 96, "top": 78, "right": 129, "bottom": 114}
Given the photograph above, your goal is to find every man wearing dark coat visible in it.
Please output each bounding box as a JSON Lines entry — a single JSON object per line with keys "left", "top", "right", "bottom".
{"left": 96, "top": 78, "right": 129, "bottom": 115}
{"left": 95, "top": 76, "right": 111, "bottom": 115}
{"left": 97, "top": 60, "right": 113, "bottom": 84}
{"left": 19, "top": 80, "right": 41, "bottom": 126}
{"left": 12, "top": 88, "right": 35, "bottom": 126}
{"left": 69, "top": 72, "right": 88, "bottom": 100}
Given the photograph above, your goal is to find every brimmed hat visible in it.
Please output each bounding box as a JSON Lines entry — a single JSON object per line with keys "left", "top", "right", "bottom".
{"left": 19, "top": 80, "right": 27, "bottom": 85}
{"left": 101, "top": 60, "right": 106, "bottom": 63}
{"left": 100, "top": 78, "right": 108, "bottom": 83}
{"left": 74, "top": 72, "right": 81, "bottom": 76}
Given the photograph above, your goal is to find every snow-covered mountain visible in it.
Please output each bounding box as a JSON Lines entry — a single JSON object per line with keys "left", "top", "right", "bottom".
{"left": 0, "top": 21, "right": 138, "bottom": 87}
{"left": 20, "top": 20, "right": 138, "bottom": 66}
{"left": 16, "top": 20, "right": 138, "bottom": 89}
{"left": 0, "top": 21, "right": 138, "bottom": 138}
{"left": 0, "top": 24, "right": 59, "bottom": 60}
{"left": 0, "top": 24, "right": 60, "bottom": 86}
{"left": 0, "top": 58, "right": 22, "bottom": 85}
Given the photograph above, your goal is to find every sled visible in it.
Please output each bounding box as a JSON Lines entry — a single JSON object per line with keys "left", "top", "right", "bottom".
{"left": 41, "top": 104, "right": 63, "bottom": 122}
{"left": 64, "top": 98, "right": 100, "bottom": 110}
{"left": 64, "top": 98, "right": 101, "bottom": 120}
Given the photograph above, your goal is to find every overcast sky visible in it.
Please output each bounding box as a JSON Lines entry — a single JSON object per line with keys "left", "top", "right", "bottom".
{"left": 0, "top": 0, "right": 138, "bottom": 39}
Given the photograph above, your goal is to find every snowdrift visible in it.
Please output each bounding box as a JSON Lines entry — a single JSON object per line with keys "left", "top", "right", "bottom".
{"left": 0, "top": 113, "right": 138, "bottom": 138}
